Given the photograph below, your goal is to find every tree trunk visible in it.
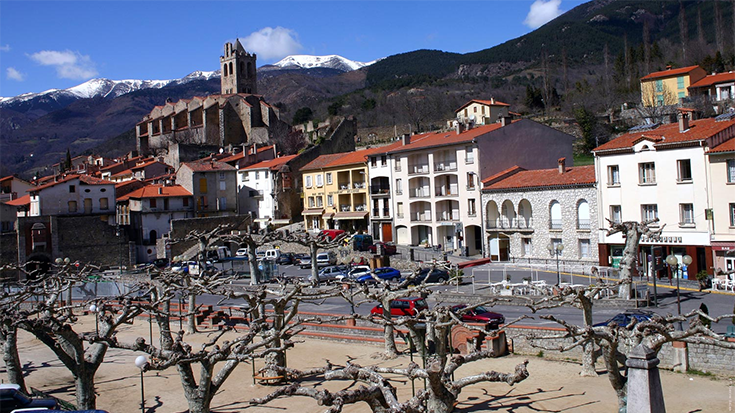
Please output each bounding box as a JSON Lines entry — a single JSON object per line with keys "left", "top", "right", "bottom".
{"left": 310, "top": 242, "right": 319, "bottom": 282}
{"left": 380, "top": 297, "right": 399, "bottom": 358}
{"left": 601, "top": 345, "right": 627, "bottom": 410}
{"left": 247, "top": 242, "right": 260, "bottom": 285}
{"left": 187, "top": 290, "right": 197, "bottom": 334}
{"left": 580, "top": 295, "right": 597, "bottom": 377}
{"left": 618, "top": 228, "right": 640, "bottom": 300}
{"left": 183, "top": 391, "right": 213, "bottom": 413}
{"left": 1, "top": 326, "right": 27, "bottom": 393}
{"left": 424, "top": 360, "right": 455, "bottom": 413}
{"left": 75, "top": 372, "right": 97, "bottom": 410}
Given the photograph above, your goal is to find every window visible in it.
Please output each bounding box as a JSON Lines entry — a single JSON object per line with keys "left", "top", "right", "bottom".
{"left": 638, "top": 162, "right": 656, "bottom": 184}
{"left": 522, "top": 238, "right": 532, "bottom": 256}
{"left": 68, "top": 200, "right": 77, "bottom": 213}
{"left": 468, "top": 199, "right": 476, "bottom": 216}
{"left": 730, "top": 203, "right": 735, "bottom": 226}
{"left": 370, "top": 157, "right": 377, "bottom": 167}
{"left": 549, "top": 201, "right": 562, "bottom": 229}
{"left": 69, "top": 185, "right": 76, "bottom": 193}
{"left": 395, "top": 178, "right": 402, "bottom": 194}
{"left": 727, "top": 160, "right": 735, "bottom": 183}
{"left": 577, "top": 200, "right": 590, "bottom": 229}
{"left": 150, "top": 198, "right": 157, "bottom": 208}
{"left": 473, "top": 106, "right": 477, "bottom": 113}
{"left": 199, "top": 178, "right": 208, "bottom": 193}
{"left": 607, "top": 165, "right": 620, "bottom": 185}
{"left": 610, "top": 205, "right": 622, "bottom": 224}
{"left": 579, "top": 239, "right": 591, "bottom": 258}
{"left": 242, "top": 172, "right": 250, "bottom": 181}
{"left": 183, "top": 197, "right": 189, "bottom": 207}
{"left": 678, "top": 91, "right": 685, "bottom": 99}
{"left": 327, "top": 195, "right": 333, "bottom": 206}
{"left": 218, "top": 197, "right": 227, "bottom": 210}
{"left": 396, "top": 202, "right": 404, "bottom": 218}
{"left": 316, "top": 174, "right": 323, "bottom": 187}
{"left": 467, "top": 172, "right": 475, "bottom": 189}
{"left": 677, "top": 159, "right": 692, "bottom": 182}
{"left": 381, "top": 156, "right": 387, "bottom": 166}
{"left": 680, "top": 203, "right": 694, "bottom": 225}
{"left": 219, "top": 172, "right": 225, "bottom": 180}
{"left": 465, "top": 146, "right": 474, "bottom": 164}
{"left": 308, "top": 197, "right": 315, "bottom": 208}
{"left": 219, "top": 181, "right": 226, "bottom": 191}
{"left": 316, "top": 196, "right": 323, "bottom": 207}
{"left": 163, "top": 198, "right": 169, "bottom": 210}
{"left": 326, "top": 173, "right": 333, "bottom": 185}
{"left": 677, "top": 76, "right": 685, "bottom": 89}
{"left": 100, "top": 198, "right": 108, "bottom": 210}
{"left": 255, "top": 171, "right": 259, "bottom": 179}
{"left": 655, "top": 79, "right": 663, "bottom": 92}
{"left": 641, "top": 204, "right": 658, "bottom": 221}
{"left": 305, "top": 175, "right": 312, "bottom": 188}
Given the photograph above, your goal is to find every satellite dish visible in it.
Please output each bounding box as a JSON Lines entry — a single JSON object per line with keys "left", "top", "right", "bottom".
{"left": 219, "top": 148, "right": 224, "bottom": 154}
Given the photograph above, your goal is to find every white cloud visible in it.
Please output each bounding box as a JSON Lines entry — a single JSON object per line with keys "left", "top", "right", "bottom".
{"left": 0, "top": 44, "right": 10, "bottom": 52}
{"left": 6, "top": 67, "right": 25, "bottom": 81}
{"left": 28, "top": 49, "right": 98, "bottom": 80}
{"left": 524, "top": 0, "right": 563, "bottom": 29}
{"left": 239, "top": 27, "right": 302, "bottom": 61}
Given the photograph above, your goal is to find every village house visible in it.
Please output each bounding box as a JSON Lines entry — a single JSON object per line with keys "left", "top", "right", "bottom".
{"left": 705, "top": 134, "right": 735, "bottom": 274}
{"left": 176, "top": 158, "right": 237, "bottom": 217}
{"left": 640, "top": 65, "right": 706, "bottom": 107}
{"left": 237, "top": 154, "right": 299, "bottom": 227}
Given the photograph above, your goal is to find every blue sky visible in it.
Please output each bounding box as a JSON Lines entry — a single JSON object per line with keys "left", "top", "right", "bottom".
{"left": 0, "top": 0, "right": 586, "bottom": 97}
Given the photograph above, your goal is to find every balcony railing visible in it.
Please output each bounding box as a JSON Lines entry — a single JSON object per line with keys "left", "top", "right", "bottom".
{"left": 550, "top": 219, "right": 562, "bottom": 230}
{"left": 394, "top": 164, "right": 402, "bottom": 172}
{"left": 353, "top": 182, "right": 366, "bottom": 189}
{"left": 408, "top": 164, "right": 429, "bottom": 175}
{"left": 435, "top": 189, "right": 459, "bottom": 197}
{"left": 338, "top": 182, "right": 351, "bottom": 190}
{"left": 372, "top": 208, "right": 380, "bottom": 218}
{"left": 409, "top": 189, "right": 431, "bottom": 199}
{"left": 434, "top": 162, "right": 457, "bottom": 172}
{"left": 577, "top": 219, "right": 591, "bottom": 230}
{"left": 437, "top": 213, "right": 459, "bottom": 221}
{"left": 340, "top": 204, "right": 351, "bottom": 212}
{"left": 382, "top": 207, "right": 390, "bottom": 217}
{"left": 373, "top": 207, "right": 391, "bottom": 218}
{"left": 354, "top": 204, "right": 367, "bottom": 212}
{"left": 369, "top": 185, "right": 391, "bottom": 195}
{"left": 485, "top": 218, "right": 534, "bottom": 230}
{"left": 411, "top": 213, "right": 432, "bottom": 222}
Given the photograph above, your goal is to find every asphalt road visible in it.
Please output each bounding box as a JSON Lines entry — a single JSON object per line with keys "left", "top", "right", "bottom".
{"left": 201, "top": 260, "right": 735, "bottom": 334}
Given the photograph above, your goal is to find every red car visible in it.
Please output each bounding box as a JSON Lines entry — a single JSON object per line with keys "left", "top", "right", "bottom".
{"left": 367, "top": 241, "right": 397, "bottom": 255}
{"left": 370, "top": 297, "right": 428, "bottom": 317}
{"left": 319, "top": 229, "right": 345, "bottom": 240}
{"left": 452, "top": 305, "right": 505, "bottom": 328}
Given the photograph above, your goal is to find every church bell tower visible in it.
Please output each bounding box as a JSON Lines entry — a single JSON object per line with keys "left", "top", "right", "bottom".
{"left": 220, "top": 40, "right": 257, "bottom": 95}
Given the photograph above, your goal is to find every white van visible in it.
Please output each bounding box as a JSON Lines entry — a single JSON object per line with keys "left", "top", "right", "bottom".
{"left": 264, "top": 249, "right": 281, "bottom": 261}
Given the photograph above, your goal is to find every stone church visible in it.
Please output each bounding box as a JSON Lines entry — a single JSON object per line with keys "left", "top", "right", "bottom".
{"left": 136, "top": 40, "right": 290, "bottom": 161}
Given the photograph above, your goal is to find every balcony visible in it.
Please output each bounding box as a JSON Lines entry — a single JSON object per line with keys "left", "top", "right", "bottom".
{"left": 434, "top": 162, "right": 457, "bottom": 172}
{"left": 435, "top": 189, "right": 459, "bottom": 197}
{"left": 369, "top": 185, "right": 391, "bottom": 196}
{"left": 408, "top": 164, "right": 429, "bottom": 175}
{"left": 549, "top": 219, "right": 562, "bottom": 230}
{"left": 354, "top": 204, "right": 367, "bottom": 212}
{"left": 436, "top": 213, "right": 459, "bottom": 221}
{"left": 486, "top": 218, "right": 534, "bottom": 231}
{"left": 372, "top": 208, "right": 380, "bottom": 218}
{"left": 372, "top": 207, "right": 391, "bottom": 218}
{"left": 411, "top": 212, "right": 432, "bottom": 222}
{"left": 409, "top": 189, "right": 431, "bottom": 199}
{"left": 340, "top": 204, "right": 351, "bottom": 212}
{"left": 577, "top": 219, "right": 591, "bottom": 230}
{"left": 353, "top": 182, "right": 366, "bottom": 190}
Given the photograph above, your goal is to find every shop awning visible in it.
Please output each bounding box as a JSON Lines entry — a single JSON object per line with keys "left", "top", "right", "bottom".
{"left": 302, "top": 208, "right": 324, "bottom": 216}
{"left": 334, "top": 211, "right": 369, "bottom": 220}
{"left": 323, "top": 212, "right": 335, "bottom": 219}
{"left": 712, "top": 242, "right": 735, "bottom": 251}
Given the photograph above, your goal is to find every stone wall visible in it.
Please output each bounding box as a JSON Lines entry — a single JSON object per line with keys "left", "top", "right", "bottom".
{"left": 0, "top": 231, "right": 18, "bottom": 266}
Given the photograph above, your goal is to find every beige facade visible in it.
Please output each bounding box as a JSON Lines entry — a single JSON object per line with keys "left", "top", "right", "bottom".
{"left": 706, "top": 147, "right": 735, "bottom": 273}
{"left": 640, "top": 66, "right": 706, "bottom": 107}
{"left": 454, "top": 99, "right": 511, "bottom": 125}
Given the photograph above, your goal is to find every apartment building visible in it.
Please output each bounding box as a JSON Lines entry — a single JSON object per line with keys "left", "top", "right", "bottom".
{"left": 706, "top": 136, "right": 735, "bottom": 273}
{"left": 593, "top": 111, "right": 735, "bottom": 277}
{"left": 176, "top": 158, "right": 237, "bottom": 217}
{"left": 237, "top": 154, "right": 298, "bottom": 227}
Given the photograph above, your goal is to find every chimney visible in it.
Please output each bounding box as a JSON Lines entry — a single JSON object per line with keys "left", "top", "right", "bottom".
{"left": 491, "top": 97, "right": 495, "bottom": 104}
{"left": 251, "top": 145, "right": 257, "bottom": 155}
{"left": 402, "top": 133, "right": 411, "bottom": 145}
{"left": 678, "top": 111, "right": 690, "bottom": 132}
{"left": 455, "top": 121, "right": 462, "bottom": 135}
{"left": 666, "top": 65, "right": 672, "bottom": 70}
{"left": 558, "top": 157, "right": 566, "bottom": 174}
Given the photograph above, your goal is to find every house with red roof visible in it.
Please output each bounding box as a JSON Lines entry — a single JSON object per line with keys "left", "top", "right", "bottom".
{"left": 593, "top": 111, "right": 735, "bottom": 277}
{"left": 28, "top": 174, "right": 116, "bottom": 219}
{"left": 688, "top": 71, "right": 735, "bottom": 103}
{"left": 237, "top": 154, "right": 299, "bottom": 227}
{"left": 481, "top": 160, "right": 597, "bottom": 265}
{"left": 640, "top": 65, "right": 706, "bottom": 107}
{"left": 116, "top": 184, "right": 193, "bottom": 263}
{"left": 454, "top": 98, "right": 512, "bottom": 126}
{"left": 176, "top": 158, "right": 237, "bottom": 217}
{"left": 0, "top": 175, "right": 33, "bottom": 203}
{"left": 705, "top": 135, "right": 735, "bottom": 272}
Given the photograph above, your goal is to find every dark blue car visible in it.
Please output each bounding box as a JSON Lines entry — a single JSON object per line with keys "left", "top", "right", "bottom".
{"left": 594, "top": 310, "right": 654, "bottom": 327}
{"left": 356, "top": 267, "right": 401, "bottom": 283}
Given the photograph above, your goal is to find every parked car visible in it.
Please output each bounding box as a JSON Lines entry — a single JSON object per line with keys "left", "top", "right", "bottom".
{"left": 406, "top": 268, "right": 450, "bottom": 285}
{"left": 170, "top": 261, "right": 214, "bottom": 274}
{"left": 356, "top": 267, "right": 401, "bottom": 283}
{"left": 298, "top": 255, "right": 313, "bottom": 269}
{"left": 451, "top": 305, "right": 505, "bottom": 329}
{"left": 235, "top": 248, "right": 248, "bottom": 257}
{"left": 319, "top": 229, "right": 346, "bottom": 240}
{"left": 0, "top": 384, "right": 58, "bottom": 413}
{"left": 370, "top": 297, "right": 429, "bottom": 317}
{"left": 314, "top": 265, "right": 350, "bottom": 283}
{"left": 594, "top": 310, "right": 654, "bottom": 327}
{"left": 151, "top": 258, "right": 169, "bottom": 269}
{"left": 276, "top": 252, "right": 295, "bottom": 265}
{"left": 367, "top": 241, "right": 397, "bottom": 255}
{"left": 264, "top": 249, "right": 281, "bottom": 261}
{"left": 316, "top": 252, "right": 337, "bottom": 268}
{"left": 351, "top": 234, "right": 374, "bottom": 251}
{"left": 337, "top": 265, "right": 372, "bottom": 281}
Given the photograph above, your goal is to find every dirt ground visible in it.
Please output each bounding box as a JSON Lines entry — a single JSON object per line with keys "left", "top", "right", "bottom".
{"left": 9, "top": 315, "right": 733, "bottom": 413}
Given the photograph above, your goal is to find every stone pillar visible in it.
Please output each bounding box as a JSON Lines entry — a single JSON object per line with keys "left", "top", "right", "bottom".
{"left": 626, "top": 344, "right": 666, "bottom": 413}
{"left": 672, "top": 341, "right": 689, "bottom": 373}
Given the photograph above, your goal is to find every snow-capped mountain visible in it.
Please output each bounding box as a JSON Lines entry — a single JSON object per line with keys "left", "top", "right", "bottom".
{"left": 0, "top": 70, "right": 219, "bottom": 107}
{"left": 270, "top": 55, "right": 377, "bottom": 72}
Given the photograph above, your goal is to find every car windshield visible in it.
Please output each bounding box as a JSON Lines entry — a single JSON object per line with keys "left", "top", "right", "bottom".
{"left": 414, "top": 299, "right": 428, "bottom": 308}
{"left": 474, "top": 306, "right": 489, "bottom": 313}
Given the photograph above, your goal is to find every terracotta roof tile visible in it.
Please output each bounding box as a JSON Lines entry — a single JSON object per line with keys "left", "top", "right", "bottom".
{"left": 240, "top": 155, "right": 298, "bottom": 171}
{"left": 301, "top": 143, "right": 404, "bottom": 171}
{"left": 183, "top": 160, "right": 236, "bottom": 172}
{"left": 483, "top": 165, "right": 596, "bottom": 191}
{"left": 117, "top": 184, "right": 191, "bottom": 201}
{"left": 29, "top": 174, "right": 114, "bottom": 192}
{"left": 5, "top": 194, "right": 30, "bottom": 206}
{"left": 593, "top": 117, "right": 735, "bottom": 152}
{"left": 388, "top": 123, "right": 508, "bottom": 154}
{"left": 455, "top": 99, "right": 510, "bottom": 113}
{"left": 689, "top": 72, "right": 735, "bottom": 89}
{"left": 709, "top": 137, "right": 735, "bottom": 154}
{"left": 640, "top": 65, "right": 702, "bottom": 80}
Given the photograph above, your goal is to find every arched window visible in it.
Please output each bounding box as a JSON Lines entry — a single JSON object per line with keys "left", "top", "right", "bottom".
{"left": 223, "top": 64, "right": 228, "bottom": 76}
{"left": 149, "top": 230, "right": 157, "bottom": 242}
{"left": 577, "top": 200, "right": 590, "bottom": 230}
{"left": 229, "top": 62, "right": 233, "bottom": 77}
{"left": 549, "top": 201, "right": 562, "bottom": 230}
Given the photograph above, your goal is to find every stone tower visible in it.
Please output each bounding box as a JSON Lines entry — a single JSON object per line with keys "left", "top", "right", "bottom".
{"left": 220, "top": 40, "right": 257, "bottom": 95}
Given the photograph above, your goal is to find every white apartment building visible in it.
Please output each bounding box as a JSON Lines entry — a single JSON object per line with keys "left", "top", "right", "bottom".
{"left": 593, "top": 112, "right": 735, "bottom": 277}
{"left": 367, "top": 143, "right": 403, "bottom": 242}
{"left": 237, "top": 155, "right": 297, "bottom": 227}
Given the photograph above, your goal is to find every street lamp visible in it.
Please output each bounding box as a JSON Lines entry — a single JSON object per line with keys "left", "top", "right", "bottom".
{"left": 134, "top": 355, "right": 147, "bottom": 413}
{"left": 547, "top": 243, "right": 564, "bottom": 285}
{"left": 89, "top": 304, "right": 99, "bottom": 337}
{"left": 666, "top": 254, "right": 692, "bottom": 330}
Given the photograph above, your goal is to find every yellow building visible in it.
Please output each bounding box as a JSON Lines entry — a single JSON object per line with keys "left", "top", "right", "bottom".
{"left": 640, "top": 65, "right": 706, "bottom": 107}
{"left": 300, "top": 148, "right": 384, "bottom": 232}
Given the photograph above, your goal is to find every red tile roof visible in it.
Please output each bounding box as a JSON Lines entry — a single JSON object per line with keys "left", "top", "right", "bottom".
{"left": 29, "top": 174, "right": 115, "bottom": 192}
{"left": 117, "top": 184, "right": 192, "bottom": 201}
{"left": 388, "top": 123, "right": 508, "bottom": 154}
{"left": 593, "top": 117, "right": 735, "bottom": 152}
{"left": 483, "top": 165, "right": 596, "bottom": 191}
{"left": 301, "top": 143, "right": 405, "bottom": 171}
{"left": 709, "top": 137, "right": 735, "bottom": 154}
{"left": 240, "top": 155, "right": 298, "bottom": 171}
{"left": 455, "top": 99, "right": 510, "bottom": 113}
{"left": 182, "top": 160, "right": 236, "bottom": 172}
{"left": 640, "top": 65, "right": 702, "bottom": 80}
{"left": 689, "top": 72, "right": 735, "bottom": 89}
{"left": 5, "top": 194, "right": 30, "bottom": 206}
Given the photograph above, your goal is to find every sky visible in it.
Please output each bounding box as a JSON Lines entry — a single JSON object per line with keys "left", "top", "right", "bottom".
{"left": 0, "top": 0, "right": 587, "bottom": 98}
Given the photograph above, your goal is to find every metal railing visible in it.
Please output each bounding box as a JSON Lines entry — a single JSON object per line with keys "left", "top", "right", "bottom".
{"left": 549, "top": 219, "right": 562, "bottom": 230}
